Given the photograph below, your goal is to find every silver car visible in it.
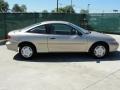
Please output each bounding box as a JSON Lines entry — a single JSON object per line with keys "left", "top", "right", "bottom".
{"left": 6, "top": 21, "right": 119, "bottom": 59}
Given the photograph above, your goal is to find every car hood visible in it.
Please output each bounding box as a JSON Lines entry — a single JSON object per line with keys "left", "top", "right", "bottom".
{"left": 87, "top": 31, "right": 115, "bottom": 41}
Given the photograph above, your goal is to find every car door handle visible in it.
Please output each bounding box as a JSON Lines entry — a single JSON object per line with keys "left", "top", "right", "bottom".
{"left": 50, "top": 37, "right": 56, "bottom": 39}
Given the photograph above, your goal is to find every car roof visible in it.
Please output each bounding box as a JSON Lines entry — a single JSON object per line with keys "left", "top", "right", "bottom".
{"left": 22, "top": 21, "right": 72, "bottom": 32}
{"left": 40, "top": 21, "right": 70, "bottom": 25}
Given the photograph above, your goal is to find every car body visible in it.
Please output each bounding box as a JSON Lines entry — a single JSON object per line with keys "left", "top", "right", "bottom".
{"left": 6, "top": 21, "right": 119, "bottom": 59}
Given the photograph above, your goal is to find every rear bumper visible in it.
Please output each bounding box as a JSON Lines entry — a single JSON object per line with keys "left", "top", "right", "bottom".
{"left": 6, "top": 41, "right": 18, "bottom": 52}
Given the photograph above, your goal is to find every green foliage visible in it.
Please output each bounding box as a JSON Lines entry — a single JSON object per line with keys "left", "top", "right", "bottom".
{"left": 21, "top": 4, "right": 27, "bottom": 12}
{"left": 42, "top": 10, "right": 48, "bottom": 13}
{"left": 12, "top": 4, "right": 27, "bottom": 13}
{"left": 63, "top": 5, "right": 75, "bottom": 13}
{"left": 80, "top": 9, "right": 89, "bottom": 14}
{"left": 51, "top": 10, "right": 56, "bottom": 13}
{"left": 52, "top": 5, "right": 75, "bottom": 13}
{"left": 0, "top": 0, "right": 9, "bottom": 12}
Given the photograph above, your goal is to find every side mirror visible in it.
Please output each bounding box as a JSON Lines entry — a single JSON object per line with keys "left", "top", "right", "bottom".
{"left": 77, "top": 31, "right": 82, "bottom": 36}
{"left": 71, "top": 28, "right": 82, "bottom": 36}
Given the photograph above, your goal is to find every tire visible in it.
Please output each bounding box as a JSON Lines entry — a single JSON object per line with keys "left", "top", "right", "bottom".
{"left": 19, "top": 44, "right": 36, "bottom": 59}
{"left": 90, "top": 44, "right": 108, "bottom": 58}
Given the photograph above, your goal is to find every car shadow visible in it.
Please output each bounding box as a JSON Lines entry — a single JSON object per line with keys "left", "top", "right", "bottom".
{"left": 13, "top": 51, "right": 120, "bottom": 63}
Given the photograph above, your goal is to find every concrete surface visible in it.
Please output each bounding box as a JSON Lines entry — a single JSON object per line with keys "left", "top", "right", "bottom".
{"left": 0, "top": 34, "right": 120, "bottom": 90}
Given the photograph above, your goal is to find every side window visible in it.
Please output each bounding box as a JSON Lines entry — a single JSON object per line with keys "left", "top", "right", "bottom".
{"left": 50, "top": 24, "right": 76, "bottom": 35}
{"left": 27, "top": 25, "right": 46, "bottom": 34}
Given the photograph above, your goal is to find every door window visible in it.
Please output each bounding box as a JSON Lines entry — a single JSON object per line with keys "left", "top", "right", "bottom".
{"left": 50, "top": 24, "right": 76, "bottom": 35}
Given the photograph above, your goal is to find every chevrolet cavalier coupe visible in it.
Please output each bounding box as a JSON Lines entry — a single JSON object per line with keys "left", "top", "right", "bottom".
{"left": 6, "top": 21, "right": 119, "bottom": 59}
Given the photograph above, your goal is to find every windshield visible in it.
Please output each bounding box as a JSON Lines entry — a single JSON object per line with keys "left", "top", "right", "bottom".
{"left": 70, "top": 23, "right": 90, "bottom": 34}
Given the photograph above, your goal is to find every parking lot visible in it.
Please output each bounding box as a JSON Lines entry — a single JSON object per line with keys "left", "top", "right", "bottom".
{"left": 0, "top": 34, "right": 120, "bottom": 90}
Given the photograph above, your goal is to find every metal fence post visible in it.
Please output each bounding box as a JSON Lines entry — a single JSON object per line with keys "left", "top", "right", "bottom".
{"left": 34, "top": 13, "right": 38, "bottom": 23}
{"left": 3, "top": 13, "right": 7, "bottom": 39}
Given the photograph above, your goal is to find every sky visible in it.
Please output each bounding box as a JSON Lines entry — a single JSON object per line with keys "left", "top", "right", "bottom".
{"left": 5, "top": 0, "right": 120, "bottom": 13}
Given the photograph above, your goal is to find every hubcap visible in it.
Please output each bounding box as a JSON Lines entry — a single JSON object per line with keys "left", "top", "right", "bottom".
{"left": 94, "top": 46, "right": 106, "bottom": 57}
{"left": 21, "top": 46, "right": 33, "bottom": 58}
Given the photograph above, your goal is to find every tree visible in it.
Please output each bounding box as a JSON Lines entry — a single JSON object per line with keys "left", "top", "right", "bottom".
{"left": 51, "top": 5, "right": 75, "bottom": 13}
{"left": 21, "top": 4, "right": 27, "bottom": 12}
{"left": 79, "top": 9, "right": 92, "bottom": 30}
{"left": 12, "top": 4, "right": 21, "bottom": 12}
{"left": 52, "top": 7, "right": 65, "bottom": 13}
{"left": 80, "top": 9, "right": 89, "bottom": 14}
{"left": 12, "top": 4, "right": 27, "bottom": 13}
{"left": 0, "top": 0, "right": 9, "bottom": 12}
{"left": 51, "top": 10, "right": 55, "bottom": 13}
{"left": 63, "top": 5, "right": 75, "bottom": 13}
{"left": 42, "top": 10, "right": 48, "bottom": 13}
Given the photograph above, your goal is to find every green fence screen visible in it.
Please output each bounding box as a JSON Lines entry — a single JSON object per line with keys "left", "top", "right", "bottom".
{"left": 89, "top": 13, "right": 120, "bottom": 33}
{"left": 0, "top": 13, "right": 120, "bottom": 39}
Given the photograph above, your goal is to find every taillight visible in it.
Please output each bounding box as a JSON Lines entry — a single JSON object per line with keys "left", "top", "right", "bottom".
{"left": 7, "top": 35, "right": 11, "bottom": 40}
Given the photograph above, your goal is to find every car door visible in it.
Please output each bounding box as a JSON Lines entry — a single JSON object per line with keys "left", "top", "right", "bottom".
{"left": 27, "top": 25, "right": 48, "bottom": 52}
{"left": 47, "top": 23, "right": 88, "bottom": 52}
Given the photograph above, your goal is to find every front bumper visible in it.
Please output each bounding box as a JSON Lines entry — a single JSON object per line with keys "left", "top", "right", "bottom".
{"left": 6, "top": 41, "right": 18, "bottom": 52}
{"left": 109, "top": 41, "right": 119, "bottom": 52}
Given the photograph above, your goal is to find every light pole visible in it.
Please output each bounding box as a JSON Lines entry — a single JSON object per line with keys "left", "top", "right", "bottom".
{"left": 71, "top": 0, "right": 73, "bottom": 7}
{"left": 70, "top": 0, "right": 73, "bottom": 13}
{"left": 87, "top": 4, "right": 90, "bottom": 13}
{"left": 57, "top": 0, "right": 59, "bottom": 13}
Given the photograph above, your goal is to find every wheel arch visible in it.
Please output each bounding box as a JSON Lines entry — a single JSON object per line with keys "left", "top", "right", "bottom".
{"left": 18, "top": 41, "right": 37, "bottom": 52}
{"left": 89, "top": 41, "right": 109, "bottom": 53}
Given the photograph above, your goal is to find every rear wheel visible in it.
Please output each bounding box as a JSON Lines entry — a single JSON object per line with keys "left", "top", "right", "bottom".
{"left": 90, "top": 44, "right": 108, "bottom": 58}
{"left": 19, "top": 45, "right": 36, "bottom": 59}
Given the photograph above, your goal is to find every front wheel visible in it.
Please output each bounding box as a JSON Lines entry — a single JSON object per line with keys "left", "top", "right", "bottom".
{"left": 90, "top": 44, "right": 108, "bottom": 58}
{"left": 19, "top": 45, "right": 36, "bottom": 59}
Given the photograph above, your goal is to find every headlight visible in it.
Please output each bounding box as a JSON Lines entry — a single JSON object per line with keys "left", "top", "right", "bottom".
{"left": 110, "top": 40, "right": 119, "bottom": 45}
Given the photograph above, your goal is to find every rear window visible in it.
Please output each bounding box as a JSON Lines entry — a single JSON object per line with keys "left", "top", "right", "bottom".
{"left": 27, "top": 25, "right": 46, "bottom": 34}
